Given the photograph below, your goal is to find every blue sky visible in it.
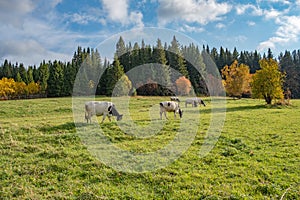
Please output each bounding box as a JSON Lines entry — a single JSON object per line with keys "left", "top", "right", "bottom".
{"left": 1, "top": 0, "right": 300, "bottom": 66}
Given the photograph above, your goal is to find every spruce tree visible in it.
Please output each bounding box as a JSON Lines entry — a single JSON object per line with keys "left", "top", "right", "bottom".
{"left": 152, "top": 38, "right": 171, "bottom": 95}
{"left": 168, "top": 36, "right": 189, "bottom": 82}
{"left": 47, "top": 60, "right": 64, "bottom": 97}
{"left": 106, "top": 56, "right": 125, "bottom": 96}
{"left": 38, "top": 61, "right": 49, "bottom": 94}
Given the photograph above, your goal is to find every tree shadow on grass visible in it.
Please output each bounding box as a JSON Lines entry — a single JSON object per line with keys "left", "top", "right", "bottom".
{"left": 38, "top": 122, "right": 78, "bottom": 133}
{"left": 188, "top": 104, "right": 266, "bottom": 114}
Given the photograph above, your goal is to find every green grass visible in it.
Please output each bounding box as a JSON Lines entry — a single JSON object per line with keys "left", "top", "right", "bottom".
{"left": 0, "top": 97, "right": 299, "bottom": 199}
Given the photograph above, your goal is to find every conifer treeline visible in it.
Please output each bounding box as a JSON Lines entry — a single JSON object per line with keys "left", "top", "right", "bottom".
{"left": 0, "top": 36, "right": 300, "bottom": 98}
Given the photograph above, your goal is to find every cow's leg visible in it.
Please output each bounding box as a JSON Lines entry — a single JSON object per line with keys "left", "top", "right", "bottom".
{"left": 174, "top": 111, "right": 176, "bottom": 119}
{"left": 86, "top": 112, "right": 92, "bottom": 123}
{"left": 160, "top": 111, "right": 163, "bottom": 120}
{"left": 108, "top": 116, "right": 111, "bottom": 122}
{"left": 185, "top": 102, "right": 187, "bottom": 108}
{"left": 164, "top": 111, "right": 168, "bottom": 119}
{"left": 101, "top": 114, "right": 106, "bottom": 123}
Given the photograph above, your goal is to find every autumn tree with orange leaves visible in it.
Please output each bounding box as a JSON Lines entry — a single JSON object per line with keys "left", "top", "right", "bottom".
{"left": 175, "top": 76, "right": 192, "bottom": 96}
{"left": 221, "top": 60, "right": 251, "bottom": 99}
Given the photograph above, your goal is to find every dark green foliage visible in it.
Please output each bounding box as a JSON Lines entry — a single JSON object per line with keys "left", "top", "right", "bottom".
{"left": 167, "top": 36, "right": 189, "bottom": 82}
{"left": 27, "top": 66, "right": 34, "bottom": 83}
{"left": 182, "top": 44, "right": 208, "bottom": 95}
{"left": 105, "top": 56, "right": 125, "bottom": 96}
{"left": 19, "top": 64, "right": 28, "bottom": 84}
{"left": 47, "top": 60, "right": 64, "bottom": 97}
{"left": 38, "top": 61, "right": 50, "bottom": 93}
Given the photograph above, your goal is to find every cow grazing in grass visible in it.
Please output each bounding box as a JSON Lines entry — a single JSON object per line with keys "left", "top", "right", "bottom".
{"left": 85, "top": 101, "right": 123, "bottom": 123}
{"left": 159, "top": 101, "right": 183, "bottom": 119}
{"left": 170, "top": 96, "right": 180, "bottom": 102}
{"left": 185, "top": 98, "right": 206, "bottom": 107}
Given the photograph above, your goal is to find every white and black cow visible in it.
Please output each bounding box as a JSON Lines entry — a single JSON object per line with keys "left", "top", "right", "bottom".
{"left": 85, "top": 101, "right": 123, "bottom": 123}
{"left": 170, "top": 96, "right": 180, "bottom": 102}
{"left": 159, "top": 101, "right": 183, "bottom": 119}
{"left": 185, "top": 97, "right": 206, "bottom": 107}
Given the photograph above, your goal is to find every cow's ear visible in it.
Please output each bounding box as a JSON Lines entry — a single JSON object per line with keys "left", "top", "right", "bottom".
{"left": 108, "top": 106, "right": 112, "bottom": 112}
{"left": 168, "top": 102, "right": 171, "bottom": 106}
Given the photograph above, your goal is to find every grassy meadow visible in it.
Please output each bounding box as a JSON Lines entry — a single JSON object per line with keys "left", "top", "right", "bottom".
{"left": 0, "top": 96, "right": 299, "bottom": 199}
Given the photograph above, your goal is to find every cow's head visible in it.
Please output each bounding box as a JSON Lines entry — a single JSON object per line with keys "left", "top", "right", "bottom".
{"left": 116, "top": 114, "right": 123, "bottom": 121}
{"left": 109, "top": 105, "right": 123, "bottom": 121}
{"left": 178, "top": 109, "right": 183, "bottom": 118}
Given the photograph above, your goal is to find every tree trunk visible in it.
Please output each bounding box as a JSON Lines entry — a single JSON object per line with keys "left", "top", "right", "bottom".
{"left": 264, "top": 95, "right": 272, "bottom": 104}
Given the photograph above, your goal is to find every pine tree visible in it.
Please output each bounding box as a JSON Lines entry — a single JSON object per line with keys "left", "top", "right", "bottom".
{"left": 2, "top": 60, "right": 12, "bottom": 78}
{"left": 152, "top": 38, "right": 171, "bottom": 95}
{"left": 16, "top": 72, "right": 22, "bottom": 82}
{"left": 33, "top": 66, "right": 39, "bottom": 83}
{"left": 38, "top": 61, "right": 50, "bottom": 93}
{"left": 280, "top": 51, "right": 299, "bottom": 98}
{"left": 19, "top": 64, "right": 28, "bottom": 84}
{"left": 168, "top": 36, "right": 189, "bottom": 82}
{"left": 47, "top": 60, "right": 64, "bottom": 97}
{"left": 27, "top": 66, "right": 34, "bottom": 83}
{"left": 182, "top": 43, "right": 207, "bottom": 95}
{"left": 232, "top": 47, "right": 239, "bottom": 61}
{"left": 267, "top": 48, "right": 273, "bottom": 60}
{"left": 106, "top": 56, "right": 125, "bottom": 96}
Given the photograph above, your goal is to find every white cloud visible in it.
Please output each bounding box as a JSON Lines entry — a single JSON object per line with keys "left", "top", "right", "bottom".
{"left": 0, "top": 0, "right": 36, "bottom": 28}
{"left": 65, "top": 13, "right": 98, "bottom": 25}
{"left": 235, "top": 3, "right": 289, "bottom": 20}
{"left": 235, "top": 4, "right": 263, "bottom": 16}
{"left": 178, "top": 24, "right": 205, "bottom": 33}
{"left": 247, "top": 21, "right": 255, "bottom": 26}
{"left": 102, "top": 0, "right": 128, "bottom": 23}
{"left": 157, "top": 0, "right": 232, "bottom": 26}
{"left": 257, "top": 0, "right": 291, "bottom": 5}
{"left": 101, "top": 0, "right": 144, "bottom": 27}
{"left": 216, "top": 23, "right": 225, "bottom": 29}
{"left": 257, "top": 15, "right": 300, "bottom": 52}
{"left": 264, "top": 8, "right": 282, "bottom": 19}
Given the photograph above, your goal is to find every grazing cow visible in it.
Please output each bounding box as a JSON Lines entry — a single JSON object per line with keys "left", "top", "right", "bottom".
{"left": 185, "top": 98, "right": 206, "bottom": 107}
{"left": 85, "top": 101, "right": 123, "bottom": 123}
{"left": 170, "top": 96, "right": 180, "bottom": 102}
{"left": 159, "top": 101, "right": 183, "bottom": 119}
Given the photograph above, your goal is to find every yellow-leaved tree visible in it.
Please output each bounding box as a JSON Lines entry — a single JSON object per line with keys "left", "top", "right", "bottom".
{"left": 251, "top": 58, "right": 285, "bottom": 104}
{"left": 221, "top": 60, "right": 251, "bottom": 99}
{"left": 0, "top": 78, "right": 16, "bottom": 99}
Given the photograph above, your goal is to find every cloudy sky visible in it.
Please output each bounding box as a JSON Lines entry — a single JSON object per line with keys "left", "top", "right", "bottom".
{"left": 1, "top": 0, "right": 300, "bottom": 66}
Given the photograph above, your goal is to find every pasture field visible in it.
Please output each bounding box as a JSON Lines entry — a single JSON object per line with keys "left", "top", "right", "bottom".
{"left": 0, "top": 96, "right": 299, "bottom": 199}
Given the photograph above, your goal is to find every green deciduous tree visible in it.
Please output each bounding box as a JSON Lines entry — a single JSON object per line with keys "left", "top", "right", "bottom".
{"left": 252, "top": 58, "right": 285, "bottom": 104}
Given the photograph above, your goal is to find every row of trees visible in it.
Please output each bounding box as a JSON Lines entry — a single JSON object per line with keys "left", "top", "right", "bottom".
{"left": 0, "top": 36, "right": 299, "bottom": 102}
